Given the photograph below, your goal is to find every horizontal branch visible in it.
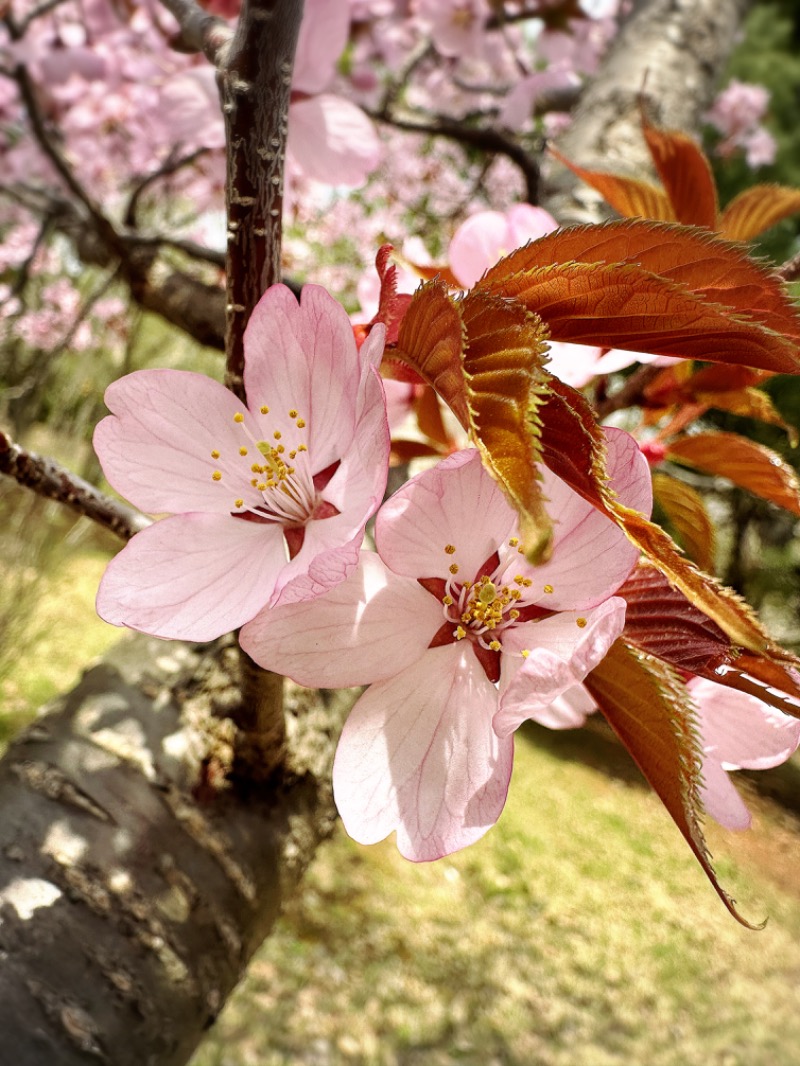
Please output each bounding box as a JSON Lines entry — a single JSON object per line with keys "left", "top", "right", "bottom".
{"left": 0, "top": 430, "right": 149, "bottom": 541}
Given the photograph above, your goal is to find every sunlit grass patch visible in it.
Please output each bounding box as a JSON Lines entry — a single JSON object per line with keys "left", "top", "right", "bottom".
{"left": 194, "top": 724, "right": 800, "bottom": 1066}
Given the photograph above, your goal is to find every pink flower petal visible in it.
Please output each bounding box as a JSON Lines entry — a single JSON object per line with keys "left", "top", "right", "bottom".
{"left": 288, "top": 94, "right": 381, "bottom": 187}
{"left": 689, "top": 678, "right": 800, "bottom": 770}
{"left": 545, "top": 341, "right": 603, "bottom": 388}
{"left": 533, "top": 427, "right": 652, "bottom": 610}
{"left": 697, "top": 757, "right": 753, "bottom": 831}
{"left": 377, "top": 449, "right": 515, "bottom": 581}
{"left": 240, "top": 553, "right": 440, "bottom": 687}
{"left": 333, "top": 643, "right": 514, "bottom": 860}
{"left": 494, "top": 597, "right": 626, "bottom": 738}
{"left": 449, "top": 204, "right": 558, "bottom": 288}
{"left": 96, "top": 513, "right": 286, "bottom": 640}
{"left": 531, "top": 683, "right": 597, "bottom": 730}
{"left": 94, "top": 369, "right": 259, "bottom": 515}
{"left": 293, "top": 0, "right": 350, "bottom": 94}
{"left": 271, "top": 366, "right": 390, "bottom": 605}
{"left": 243, "top": 284, "right": 380, "bottom": 472}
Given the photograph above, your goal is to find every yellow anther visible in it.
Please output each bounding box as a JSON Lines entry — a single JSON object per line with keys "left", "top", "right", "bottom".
{"left": 510, "top": 589, "right": 521, "bottom": 601}
{"left": 289, "top": 450, "right": 297, "bottom": 459}
{"left": 251, "top": 463, "right": 262, "bottom": 473}
{"left": 239, "top": 446, "right": 248, "bottom": 456}
{"left": 517, "top": 546, "right": 525, "bottom": 555}
{"left": 521, "top": 649, "right": 530, "bottom": 658}
{"left": 463, "top": 580, "right": 472, "bottom": 590}
{"left": 508, "top": 537, "right": 519, "bottom": 547}
{"left": 298, "top": 444, "right": 308, "bottom": 452}
{"left": 260, "top": 405, "right": 269, "bottom": 414}
{"left": 297, "top": 419, "right": 306, "bottom": 428}
{"left": 276, "top": 444, "right": 285, "bottom": 454}
{"left": 257, "top": 482, "right": 267, "bottom": 492}
{"left": 211, "top": 470, "right": 222, "bottom": 481}
{"left": 289, "top": 409, "right": 298, "bottom": 418}
{"left": 514, "top": 574, "right": 524, "bottom": 584}
{"left": 449, "top": 563, "right": 459, "bottom": 575}
{"left": 445, "top": 544, "right": 456, "bottom": 555}
{"left": 522, "top": 578, "right": 532, "bottom": 587}
{"left": 478, "top": 582, "right": 497, "bottom": 605}
{"left": 443, "top": 595, "right": 454, "bottom": 606}
{"left": 543, "top": 584, "right": 554, "bottom": 594}
{"left": 489, "top": 640, "right": 501, "bottom": 652}
{"left": 234, "top": 498, "right": 244, "bottom": 508}
{"left": 250, "top": 478, "right": 258, "bottom": 487}
{"left": 273, "top": 430, "right": 282, "bottom": 440}
{"left": 234, "top": 413, "right": 244, "bottom": 423}
{"left": 454, "top": 626, "right": 467, "bottom": 640}
{"left": 576, "top": 617, "right": 587, "bottom": 628}
{"left": 211, "top": 449, "right": 220, "bottom": 459}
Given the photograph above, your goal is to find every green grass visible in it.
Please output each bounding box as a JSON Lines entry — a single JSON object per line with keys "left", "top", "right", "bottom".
{"left": 191, "top": 726, "right": 800, "bottom": 1066}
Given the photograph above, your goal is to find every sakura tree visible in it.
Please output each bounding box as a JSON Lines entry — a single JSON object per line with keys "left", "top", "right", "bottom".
{"left": 2, "top": 0, "right": 800, "bottom": 1063}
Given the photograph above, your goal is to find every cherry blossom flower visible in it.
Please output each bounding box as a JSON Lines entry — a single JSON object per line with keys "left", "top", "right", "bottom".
{"left": 532, "top": 675, "right": 800, "bottom": 831}
{"left": 94, "top": 285, "right": 389, "bottom": 641}
{"left": 241, "top": 428, "right": 652, "bottom": 860}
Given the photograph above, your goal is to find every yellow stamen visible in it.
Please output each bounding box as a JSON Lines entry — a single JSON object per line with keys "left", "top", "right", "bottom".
{"left": 576, "top": 617, "right": 587, "bottom": 628}
{"left": 543, "top": 584, "right": 553, "bottom": 594}
{"left": 234, "top": 413, "right": 244, "bottom": 423}
{"left": 239, "top": 446, "right": 248, "bottom": 456}
{"left": 449, "top": 563, "right": 459, "bottom": 575}
{"left": 211, "top": 449, "right": 220, "bottom": 459}
{"left": 289, "top": 409, "right": 298, "bottom": 418}
{"left": 211, "top": 470, "right": 222, "bottom": 481}
{"left": 234, "top": 498, "right": 244, "bottom": 508}
{"left": 454, "top": 626, "right": 467, "bottom": 640}
{"left": 260, "top": 405, "right": 269, "bottom": 414}
{"left": 445, "top": 544, "right": 456, "bottom": 555}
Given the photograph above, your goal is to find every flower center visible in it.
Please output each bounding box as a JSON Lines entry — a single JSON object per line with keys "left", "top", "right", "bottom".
{"left": 207, "top": 405, "right": 340, "bottom": 556}
{"left": 420, "top": 538, "right": 558, "bottom": 683}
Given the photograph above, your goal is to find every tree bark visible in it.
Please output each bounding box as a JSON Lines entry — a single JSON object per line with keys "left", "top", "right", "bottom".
{"left": 544, "top": 0, "right": 754, "bottom": 224}
{"left": 0, "top": 635, "right": 352, "bottom": 1065}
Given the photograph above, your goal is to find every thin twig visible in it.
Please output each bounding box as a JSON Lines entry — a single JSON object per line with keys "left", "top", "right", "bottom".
{"left": 777, "top": 249, "right": 800, "bottom": 283}
{"left": 156, "top": 0, "right": 233, "bottom": 62}
{"left": 594, "top": 363, "right": 663, "bottom": 420}
{"left": 124, "top": 147, "right": 211, "bottom": 227}
{"left": 372, "top": 107, "right": 542, "bottom": 203}
{"left": 0, "top": 430, "right": 150, "bottom": 542}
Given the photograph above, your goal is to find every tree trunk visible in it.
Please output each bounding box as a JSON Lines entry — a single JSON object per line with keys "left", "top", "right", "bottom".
{"left": 0, "top": 635, "right": 353, "bottom": 1065}
{"left": 543, "top": 0, "right": 754, "bottom": 224}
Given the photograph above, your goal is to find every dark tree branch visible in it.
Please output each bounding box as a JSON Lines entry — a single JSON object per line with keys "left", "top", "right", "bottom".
{"left": 0, "top": 430, "right": 150, "bottom": 541}
{"left": 220, "top": 0, "right": 304, "bottom": 395}
{"left": 594, "top": 364, "right": 663, "bottom": 420}
{"left": 124, "top": 148, "right": 212, "bottom": 228}
{"left": 373, "top": 108, "right": 542, "bottom": 204}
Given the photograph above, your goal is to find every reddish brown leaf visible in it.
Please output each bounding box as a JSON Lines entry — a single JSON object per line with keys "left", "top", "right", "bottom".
{"left": 538, "top": 385, "right": 795, "bottom": 658}
{"left": 394, "top": 280, "right": 469, "bottom": 427}
{"left": 619, "top": 563, "right": 733, "bottom": 673}
{"left": 652, "top": 472, "right": 716, "bottom": 574}
{"left": 460, "top": 290, "right": 553, "bottom": 561}
{"left": 549, "top": 145, "right": 675, "bottom": 221}
{"left": 585, "top": 640, "right": 760, "bottom": 928}
{"left": 618, "top": 564, "right": 800, "bottom": 719}
{"left": 667, "top": 432, "right": 800, "bottom": 516}
{"left": 695, "top": 389, "right": 798, "bottom": 445}
{"left": 477, "top": 219, "right": 800, "bottom": 364}
{"left": 641, "top": 117, "right": 719, "bottom": 229}
{"left": 390, "top": 439, "right": 443, "bottom": 463}
{"left": 414, "top": 386, "right": 454, "bottom": 449}
{"left": 719, "top": 184, "right": 800, "bottom": 242}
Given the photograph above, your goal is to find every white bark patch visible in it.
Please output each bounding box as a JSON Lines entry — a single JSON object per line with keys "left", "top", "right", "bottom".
{"left": 1, "top": 877, "right": 63, "bottom": 920}
{"left": 40, "top": 820, "right": 88, "bottom": 865}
